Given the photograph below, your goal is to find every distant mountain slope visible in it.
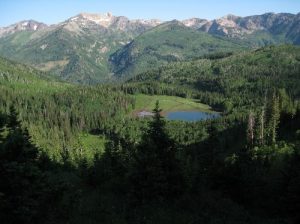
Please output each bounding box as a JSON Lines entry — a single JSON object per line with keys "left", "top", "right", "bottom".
{"left": 0, "top": 12, "right": 299, "bottom": 84}
{"left": 185, "top": 13, "right": 300, "bottom": 46}
{"left": 0, "top": 20, "right": 47, "bottom": 37}
{"left": 0, "top": 13, "right": 160, "bottom": 83}
{"left": 109, "top": 21, "right": 245, "bottom": 77}
{"left": 0, "top": 56, "right": 68, "bottom": 91}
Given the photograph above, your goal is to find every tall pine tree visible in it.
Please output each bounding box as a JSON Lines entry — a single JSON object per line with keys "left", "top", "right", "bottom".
{"left": 129, "top": 101, "right": 184, "bottom": 204}
{"left": 0, "top": 107, "right": 46, "bottom": 224}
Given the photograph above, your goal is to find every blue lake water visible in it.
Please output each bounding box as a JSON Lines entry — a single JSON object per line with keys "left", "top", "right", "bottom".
{"left": 166, "top": 111, "right": 220, "bottom": 122}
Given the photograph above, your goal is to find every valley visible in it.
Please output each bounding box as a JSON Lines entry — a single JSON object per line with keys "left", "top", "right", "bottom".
{"left": 0, "top": 7, "right": 300, "bottom": 224}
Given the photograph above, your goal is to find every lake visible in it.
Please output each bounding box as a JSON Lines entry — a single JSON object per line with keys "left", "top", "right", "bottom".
{"left": 166, "top": 111, "right": 220, "bottom": 122}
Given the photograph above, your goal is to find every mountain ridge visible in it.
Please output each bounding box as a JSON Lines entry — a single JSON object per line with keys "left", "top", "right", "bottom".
{"left": 0, "top": 20, "right": 48, "bottom": 37}
{"left": 109, "top": 20, "right": 245, "bottom": 77}
{"left": 0, "top": 12, "right": 299, "bottom": 83}
{"left": 1, "top": 12, "right": 299, "bottom": 38}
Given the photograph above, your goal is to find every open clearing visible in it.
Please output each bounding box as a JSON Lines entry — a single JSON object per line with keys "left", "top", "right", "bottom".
{"left": 132, "top": 94, "right": 214, "bottom": 115}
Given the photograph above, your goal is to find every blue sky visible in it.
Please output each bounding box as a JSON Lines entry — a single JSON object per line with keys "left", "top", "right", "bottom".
{"left": 0, "top": 0, "right": 299, "bottom": 26}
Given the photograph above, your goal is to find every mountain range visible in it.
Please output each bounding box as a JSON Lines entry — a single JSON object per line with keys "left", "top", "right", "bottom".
{"left": 0, "top": 12, "right": 299, "bottom": 83}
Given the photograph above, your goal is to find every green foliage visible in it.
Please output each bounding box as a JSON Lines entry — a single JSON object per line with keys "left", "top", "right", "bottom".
{"left": 110, "top": 21, "right": 245, "bottom": 77}
{"left": 0, "top": 108, "right": 46, "bottom": 223}
{"left": 0, "top": 56, "right": 134, "bottom": 161}
{"left": 129, "top": 101, "right": 184, "bottom": 203}
{"left": 125, "top": 45, "right": 300, "bottom": 113}
{"left": 0, "top": 41, "right": 300, "bottom": 223}
{"left": 0, "top": 24, "right": 139, "bottom": 83}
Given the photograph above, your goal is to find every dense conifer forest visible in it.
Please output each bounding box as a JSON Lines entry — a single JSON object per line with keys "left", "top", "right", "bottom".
{"left": 0, "top": 40, "right": 300, "bottom": 223}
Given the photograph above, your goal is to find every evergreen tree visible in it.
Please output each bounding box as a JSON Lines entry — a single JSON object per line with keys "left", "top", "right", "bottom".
{"left": 7, "top": 105, "right": 21, "bottom": 130}
{"left": 0, "top": 108, "right": 46, "bottom": 224}
{"left": 129, "top": 101, "right": 184, "bottom": 204}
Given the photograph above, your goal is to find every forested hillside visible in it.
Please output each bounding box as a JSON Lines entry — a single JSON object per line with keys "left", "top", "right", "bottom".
{"left": 109, "top": 21, "right": 245, "bottom": 77}
{"left": 0, "top": 57, "right": 135, "bottom": 161}
{"left": 124, "top": 45, "right": 300, "bottom": 112}
{"left": 1, "top": 42, "right": 300, "bottom": 223}
{"left": 1, "top": 98, "right": 300, "bottom": 223}
{"left": 1, "top": 12, "right": 299, "bottom": 83}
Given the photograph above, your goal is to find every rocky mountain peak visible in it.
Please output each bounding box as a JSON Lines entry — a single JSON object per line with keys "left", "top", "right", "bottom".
{"left": 69, "top": 12, "right": 115, "bottom": 27}
{"left": 16, "top": 20, "right": 47, "bottom": 30}
{"left": 192, "top": 12, "right": 300, "bottom": 39}
{"left": 131, "top": 19, "right": 161, "bottom": 27}
{"left": 182, "top": 18, "right": 208, "bottom": 29}
{"left": 78, "top": 12, "right": 113, "bottom": 19}
{"left": 1, "top": 12, "right": 299, "bottom": 43}
{"left": 0, "top": 20, "right": 47, "bottom": 37}
{"left": 65, "top": 13, "right": 161, "bottom": 33}
{"left": 221, "top": 14, "right": 240, "bottom": 21}
{"left": 215, "top": 15, "right": 239, "bottom": 28}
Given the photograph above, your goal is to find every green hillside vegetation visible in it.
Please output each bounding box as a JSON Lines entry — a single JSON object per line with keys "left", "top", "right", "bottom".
{"left": 110, "top": 21, "right": 245, "bottom": 77}
{"left": 1, "top": 95, "right": 300, "bottom": 224}
{"left": 241, "top": 30, "right": 290, "bottom": 47}
{"left": 0, "top": 56, "right": 134, "bottom": 161}
{"left": 0, "top": 44, "right": 300, "bottom": 224}
{"left": 0, "top": 13, "right": 300, "bottom": 84}
{"left": 124, "top": 45, "right": 300, "bottom": 112}
{"left": 0, "top": 25, "right": 137, "bottom": 83}
{"left": 0, "top": 56, "right": 71, "bottom": 92}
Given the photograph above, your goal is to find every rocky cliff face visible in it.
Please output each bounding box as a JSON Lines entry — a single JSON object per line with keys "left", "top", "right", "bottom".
{"left": 182, "top": 18, "right": 208, "bottom": 29}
